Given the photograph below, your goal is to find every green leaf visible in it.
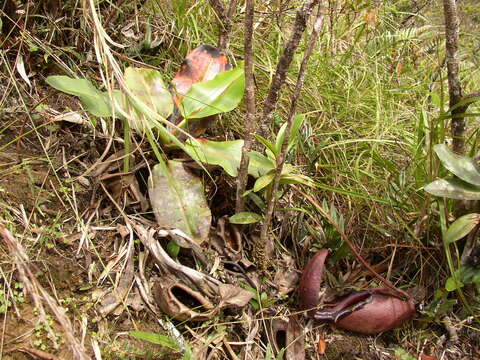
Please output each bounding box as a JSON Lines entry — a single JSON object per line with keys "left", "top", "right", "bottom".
{"left": 46, "top": 76, "right": 116, "bottom": 117}
{"left": 229, "top": 212, "right": 263, "bottom": 224}
{"left": 424, "top": 177, "right": 480, "bottom": 200}
{"left": 129, "top": 331, "right": 179, "bottom": 351}
{"left": 459, "top": 264, "right": 480, "bottom": 284}
{"left": 254, "top": 134, "right": 277, "bottom": 156}
{"left": 166, "top": 240, "right": 180, "bottom": 258}
{"left": 444, "top": 213, "right": 480, "bottom": 244}
{"left": 184, "top": 138, "right": 244, "bottom": 177}
{"left": 180, "top": 63, "right": 245, "bottom": 119}
{"left": 148, "top": 161, "right": 211, "bottom": 243}
{"left": 445, "top": 276, "right": 464, "bottom": 292}
{"left": 181, "top": 343, "right": 195, "bottom": 360}
{"left": 274, "top": 114, "right": 305, "bottom": 154}
{"left": 254, "top": 172, "right": 275, "bottom": 192}
{"left": 247, "top": 151, "right": 275, "bottom": 177}
{"left": 434, "top": 144, "right": 480, "bottom": 186}
{"left": 183, "top": 139, "right": 270, "bottom": 177}
{"left": 123, "top": 67, "right": 173, "bottom": 131}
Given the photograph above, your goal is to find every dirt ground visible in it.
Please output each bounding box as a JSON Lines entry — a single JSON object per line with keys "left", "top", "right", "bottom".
{"left": 1, "top": 87, "right": 479, "bottom": 360}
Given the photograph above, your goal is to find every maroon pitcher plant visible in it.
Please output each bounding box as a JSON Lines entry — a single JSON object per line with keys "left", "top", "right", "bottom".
{"left": 298, "top": 249, "right": 415, "bottom": 334}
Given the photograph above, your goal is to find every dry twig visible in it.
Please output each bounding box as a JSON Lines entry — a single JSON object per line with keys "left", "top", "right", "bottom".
{"left": 258, "top": 0, "right": 319, "bottom": 137}
{"left": 257, "top": 1, "right": 322, "bottom": 267}
{"left": 443, "top": 0, "right": 480, "bottom": 154}
{"left": 235, "top": 0, "right": 256, "bottom": 212}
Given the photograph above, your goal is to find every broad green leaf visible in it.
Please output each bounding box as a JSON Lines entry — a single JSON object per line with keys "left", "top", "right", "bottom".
{"left": 424, "top": 177, "right": 480, "bottom": 200}
{"left": 129, "top": 331, "right": 179, "bottom": 351}
{"left": 434, "top": 144, "right": 480, "bottom": 186}
{"left": 254, "top": 134, "right": 277, "bottom": 156}
{"left": 274, "top": 114, "right": 305, "bottom": 154}
{"left": 123, "top": 67, "right": 173, "bottom": 131}
{"left": 445, "top": 276, "right": 463, "bottom": 292}
{"left": 254, "top": 172, "right": 275, "bottom": 192}
{"left": 247, "top": 151, "right": 275, "bottom": 177}
{"left": 46, "top": 76, "right": 117, "bottom": 117}
{"left": 181, "top": 63, "right": 245, "bottom": 119}
{"left": 148, "top": 161, "right": 211, "bottom": 243}
{"left": 183, "top": 139, "right": 269, "bottom": 177}
{"left": 444, "top": 213, "right": 480, "bottom": 244}
{"left": 184, "top": 138, "right": 244, "bottom": 177}
{"left": 229, "top": 212, "right": 263, "bottom": 224}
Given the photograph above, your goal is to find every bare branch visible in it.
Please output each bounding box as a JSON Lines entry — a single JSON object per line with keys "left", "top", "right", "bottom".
{"left": 462, "top": 90, "right": 480, "bottom": 103}
{"left": 208, "top": 0, "right": 238, "bottom": 50}
{"left": 235, "top": 0, "right": 256, "bottom": 212}
{"left": 257, "top": 2, "right": 323, "bottom": 267}
{"left": 443, "top": 0, "right": 464, "bottom": 154}
{"left": 258, "top": 0, "right": 319, "bottom": 137}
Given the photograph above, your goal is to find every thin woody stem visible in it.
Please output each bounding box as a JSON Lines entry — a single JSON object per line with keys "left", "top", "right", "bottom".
{"left": 235, "top": 0, "right": 256, "bottom": 212}
{"left": 443, "top": 0, "right": 464, "bottom": 154}
{"left": 258, "top": 1, "right": 322, "bottom": 263}
{"left": 258, "top": 0, "right": 318, "bottom": 137}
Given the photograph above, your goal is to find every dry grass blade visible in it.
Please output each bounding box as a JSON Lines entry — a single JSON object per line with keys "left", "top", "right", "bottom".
{"left": 0, "top": 226, "right": 90, "bottom": 360}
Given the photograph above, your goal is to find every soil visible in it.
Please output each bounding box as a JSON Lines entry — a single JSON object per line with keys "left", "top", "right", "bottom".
{"left": 1, "top": 1, "right": 480, "bottom": 359}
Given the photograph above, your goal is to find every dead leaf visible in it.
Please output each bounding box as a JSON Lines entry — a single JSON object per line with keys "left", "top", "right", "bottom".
{"left": 420, "top": 355, "right": 437, "bottom": 360}
{"left": 317, "top": 335, "right": 326, "bottom": 355}
{"left": 218, "top": 283, "right": 253, "bottom": 308}
{"left": 274, "top": 254, "right": 299, "bottom": 296}
{"left": 172, "top": 44, "right": 231, "bottom": 99}
{"left": 210, "top": 215, "right": 243, "bottom": 260}
{"left": 154, "top": 275, "right": 216, "bottom": 322}
{"left": 286, "top": 315, "right": 305, "bottom": 360}
{"left": 148, "top": 161, "right": 211, "bottom": 243}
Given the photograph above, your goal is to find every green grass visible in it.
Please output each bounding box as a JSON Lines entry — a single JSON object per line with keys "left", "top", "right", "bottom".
{"left": 2, "top": 0, "right": 480, "bottom": 358}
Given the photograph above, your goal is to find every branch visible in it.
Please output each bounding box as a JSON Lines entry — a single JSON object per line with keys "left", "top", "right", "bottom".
{"left": 258, "top": 0, "right": 319, "bottom": 137}
{"left": 208, "top": 0, "right": 238, "bottom": 50}
{"left": 462, "top": 90, "right": 480, "bottom": 103}
{"left": 257, "top": 1, "right": 322, "bottom": 267}
{"left": 235, "top": 0, "right": 256, "bottom": 212}
{"left": 443, "top": 0, "right": 464, "bottom": 154}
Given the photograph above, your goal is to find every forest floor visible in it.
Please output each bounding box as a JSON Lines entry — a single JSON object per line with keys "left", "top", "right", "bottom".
{"left": 1, "top": 1, "right": 480, "bottom": 359}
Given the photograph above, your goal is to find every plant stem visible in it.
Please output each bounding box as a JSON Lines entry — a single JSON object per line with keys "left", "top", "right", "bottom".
{"left": 257, "top": 1, "right": 322, "bottom": 268}
{"left": 443, "top": 0, "right": 464, "bottom": 154}
{"left": 438, "top": 201, "right": 473, "bottom": 314}
{"left": 235, "top": 0, "right": 256, "bottom": 213}
{"left": 258, "top": 0, "right": 319, "bottom": 138}
{"left": 208, "top": 0, "right": 238, "bottom": 50}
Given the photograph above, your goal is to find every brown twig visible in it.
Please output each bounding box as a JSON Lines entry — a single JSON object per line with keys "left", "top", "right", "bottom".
{"left": 257, "top": 1, "right": 322, "bottom": 267}
{"left": 208, "top": 0, "right": 238, "bottom": 50}
{"left": 442, "top": 0, "right": 479, "bottom": 154}
{"left": 291, "top": 187, "right": 413, "bottom": 301}
{"left": 258, "top": 0, "right": 319, "bottom": 137}
{"left": 235, "top": 0, "right": 256, "bottom": 212}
